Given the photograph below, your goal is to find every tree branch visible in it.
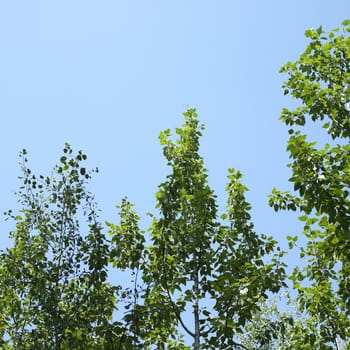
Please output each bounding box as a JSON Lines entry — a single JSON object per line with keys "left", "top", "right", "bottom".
{"left": 164, "top": 286, "right": 195, "bottom": 338}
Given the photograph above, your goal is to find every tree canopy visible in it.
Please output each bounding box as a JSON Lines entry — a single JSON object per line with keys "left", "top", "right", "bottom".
{"left": 1, "top": 20, "right": 350, "bottom": 349}
{"left": 107, "top": 109, "right": 286, "bottom": 349}
{"left": 270, "top": 19, "right": 350, "bottom": 349}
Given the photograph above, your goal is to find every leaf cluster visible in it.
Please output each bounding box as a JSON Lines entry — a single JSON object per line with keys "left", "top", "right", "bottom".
{"left": 270, "top": 20, "right": 350, "bottom": 349}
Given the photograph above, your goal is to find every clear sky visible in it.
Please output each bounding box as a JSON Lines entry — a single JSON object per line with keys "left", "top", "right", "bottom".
{"left": 0, "top": 0, "right": 349, "bottom": 285}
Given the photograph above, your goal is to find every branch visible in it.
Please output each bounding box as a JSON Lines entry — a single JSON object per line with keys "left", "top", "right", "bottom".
{"left": 165, "top": 286, "right": 195, "bottom": 338}
{"left": 231, "top": 340, "right": 250, "bottom": 350}
{"left": 159, "top": 226, "right": 195, "bottom": 339}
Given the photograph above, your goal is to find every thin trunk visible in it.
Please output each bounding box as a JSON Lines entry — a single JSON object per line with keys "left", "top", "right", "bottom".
{"left": 335, "top": 336, "right": 340, "bottom": 350}
{"left": 193, "top": 269, "right": 200, "bottom": 350}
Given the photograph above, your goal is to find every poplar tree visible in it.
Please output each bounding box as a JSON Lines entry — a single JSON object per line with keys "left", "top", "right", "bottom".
{"left": 108, "top": 109, "right": 286, "bottom": 349}
{"left": 0, "top": 144, "right": 124, "bottom": 349}
{"left": 270, "top": 20, "right": 350, "bottom": 349}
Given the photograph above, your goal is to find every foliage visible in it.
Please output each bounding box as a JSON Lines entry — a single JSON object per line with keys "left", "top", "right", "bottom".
{"left": 236, "top": 292, "right": 295, "bottom": 350}
{"left": 0, "top": 144, "right": 126, "bottom": 349}
{"left": 107, "top": 109, "right": 286, "bottom": 349}
{"left": 269, "top": 20, "right": 350, "bottom": 349}
{"left": 2, "top": 20, "right": 350, "bottom": 350}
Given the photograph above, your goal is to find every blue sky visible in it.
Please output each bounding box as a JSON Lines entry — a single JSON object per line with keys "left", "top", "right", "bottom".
{"left": 1, "top": 1, "right": 348, "bottom": 279}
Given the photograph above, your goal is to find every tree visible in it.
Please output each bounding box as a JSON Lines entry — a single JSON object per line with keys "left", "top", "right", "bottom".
{"left": 235, "top": 292, "right": 295, "bottom": 350}
{"left": 107, "top": 109, "right": 286, "bottom": 349}
{"left": 0, "top": 144, "right": 126, "bottom": 349}
{"left": 270, "top": 20, "right": 350, "bottom": 349}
